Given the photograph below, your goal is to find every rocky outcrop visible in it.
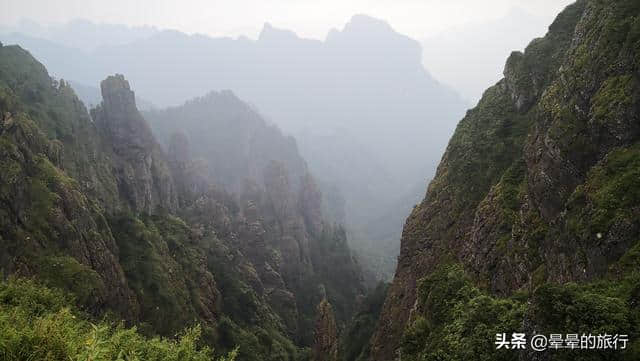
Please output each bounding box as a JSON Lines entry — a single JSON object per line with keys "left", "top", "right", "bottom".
{"left": 312, "top": 299, "right": 339, "bottom": 361}
{"left": 92, "top": 74, "right": 177, "bottom": 213}
{"left": 370, "top": 0, "right": 640, "bottom": 359}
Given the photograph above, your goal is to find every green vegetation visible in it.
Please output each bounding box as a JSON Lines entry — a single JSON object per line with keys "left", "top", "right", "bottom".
{"left": 0, "top": 44, "right": 120, "bottom": 211}
{"left": 339, "top": 282, "right": 389, "bottom": 361}
{"left": 565, "top": 142, "right": 640, "bottom": 260}
{"left": 109, "top": 214, "right": 198, "bottom": 335}
{"left": 108, "top": 212, "right": 306, "bottom": 361}
{"left": 0, "top": 277, "right": 238, "bottom": 361}
{"left": 580, "top": 143, "right": 640, "bottom": 229}
{"left": 401, "top": 264, "right": 640, "bottom": 361}
{"left": 591, "top": 75, "right": 634, "bottom": 125}
{"left": 401, "top": 264, "right": 526, "bottom": 361}
{"left": 214, "top": 316, "right": 305, "bottom": 361}
{"left": 33, "top": 255, "right": 107, "bottom": 310}
{"left": 310, "top": 226, "right": 364, "bottom": 327}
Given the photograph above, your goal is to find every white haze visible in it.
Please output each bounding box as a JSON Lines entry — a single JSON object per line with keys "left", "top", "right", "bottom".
{"left": 3, "top": 0, "right": 573, "bottom": 41}
{"left": 421, "top": 7, "right": 559, "bottom": 103}
{"left": 2, "top": 0, "right": 574, "bottom": 100}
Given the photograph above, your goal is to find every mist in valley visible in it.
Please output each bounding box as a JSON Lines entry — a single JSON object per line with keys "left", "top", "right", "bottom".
{"left": 1, "top": 2, "right": 569, "bottom": 281}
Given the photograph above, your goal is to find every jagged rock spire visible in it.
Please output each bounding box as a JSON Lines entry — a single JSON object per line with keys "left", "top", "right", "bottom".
{"left": 312, "top": 299, "right": 339, "bottom": 361}
{"left": 95, "top": 74, "right": 154, "bottom": 154}
{"left": 92, "top": 73, "right": 177, "bottom": 213}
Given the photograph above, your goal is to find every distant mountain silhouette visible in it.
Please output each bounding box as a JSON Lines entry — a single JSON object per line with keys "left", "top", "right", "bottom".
{"left": 2, "top": 16, "right": 468, "bottom": 279}
{"left": 1, "top": 19, "right": 158, "bottom": 50}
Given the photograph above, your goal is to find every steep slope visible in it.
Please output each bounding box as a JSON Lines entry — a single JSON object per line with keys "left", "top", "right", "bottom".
{"left": 0, "top": 44, "right": 365, "bottom": 360}
{"left": 370, "top": 0, "right": 640, "bottom": 359}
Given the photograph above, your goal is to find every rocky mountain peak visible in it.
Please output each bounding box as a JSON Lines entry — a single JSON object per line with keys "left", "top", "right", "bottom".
{"left": 325, "top": 13, "right": 422, "bottom": 70}
{"left": 326, "top": 14, "right": 418, "bottom": 47}
{"left": 92, "top": 74, "right": 176, "bottom": 213}
{"left": 94, "top": 74, "right": 154, "bottom": 153}
{"left": 101, "top": 73, "right": 135, "bottom": 108}
{"left": 343, "top": 14, "right": 394, "bottom": 34}
{"left": 258, "top": 22, "right": 301, "bottom": 43}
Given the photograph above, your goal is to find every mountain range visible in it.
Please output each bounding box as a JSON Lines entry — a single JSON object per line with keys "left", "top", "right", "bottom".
{"left": 0, "top": 43, "right": 365, "bottom": 359}
{"left": 1, "top": 16, "right": 469, "bottom": 280}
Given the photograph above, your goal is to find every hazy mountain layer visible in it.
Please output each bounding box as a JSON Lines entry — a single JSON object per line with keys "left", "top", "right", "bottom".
{"left": 145, "top": 91, "right": 308, "bottom": 196}
{"left": 1, "top": 17, "right": 469, "bottom": 280}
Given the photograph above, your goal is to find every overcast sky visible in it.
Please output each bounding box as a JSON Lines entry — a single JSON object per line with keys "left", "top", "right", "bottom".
{"left": 3, "top": 0, "right": 575, "bottom": 40}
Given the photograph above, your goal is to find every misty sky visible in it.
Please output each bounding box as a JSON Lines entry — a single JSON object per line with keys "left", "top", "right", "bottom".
{"left": 2, "top": 0, "right": 576, "bottom": 102}
{"left": 4, "top": 0, "right": 574, "bottom": 40}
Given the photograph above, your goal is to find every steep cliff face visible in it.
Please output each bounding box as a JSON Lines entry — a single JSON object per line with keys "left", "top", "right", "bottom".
{"left": 0, "top": 45, "right": 137, "bottom": 318}
{"left": 91, "top": 74, "right": 177, "bottom": 213}
{"left": 371, "top": 0, "right": 640, "bottom": 359}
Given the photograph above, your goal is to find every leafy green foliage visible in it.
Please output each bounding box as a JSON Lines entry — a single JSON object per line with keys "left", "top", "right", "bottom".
{"left": 33, "top": 255, "right": 107, "bottom": 310}
{"left": 0, "top": 45, "right": 119, "bottom": 211}
{"left": 529, "top": 279, "right": 640, "bottom": 361}
{"left": 0, "top": 278, "right": 237, "bottom": 361}
{"left": 591, "top": 75, "right": 634, "bottom": 125}
{"left": 109, "top": 212, "right": 304, "bottom": 360}
{"left": 215, "top": 317, "right": 304, "bottom": 361}
{"left": 110, "top": 214, "right": 197, "bottom": 335}
{"left": 444, "top": 84, "right": 529, "bottom": 212}
{"left": 401, "top": 264, "right": 639, "bottom": 361}
{"left": 564, "top": 142, "right": 640, "bottom": 262}
{"left": 401, "top": 265, "right": 525, "bottom": 361}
